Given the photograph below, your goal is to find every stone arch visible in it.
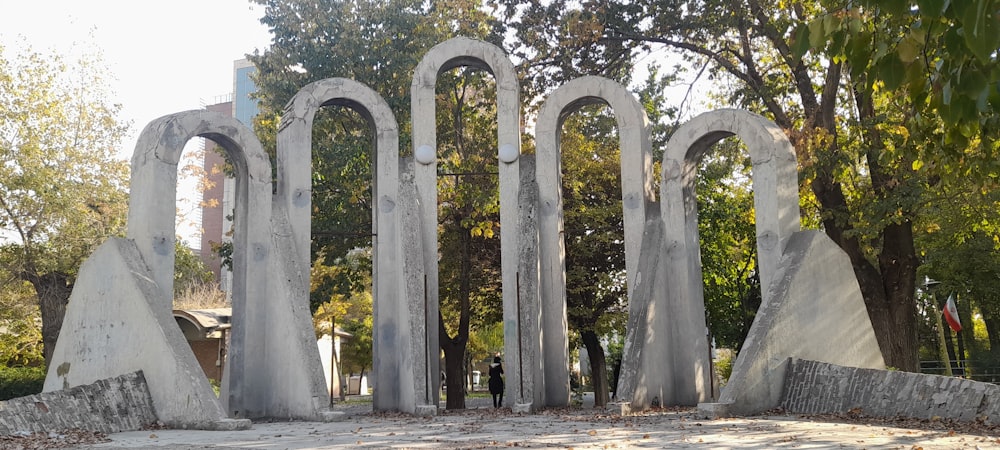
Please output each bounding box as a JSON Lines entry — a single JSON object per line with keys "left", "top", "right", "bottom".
{"left": 658, "top": 108, "right": 800, "bottom": 405}
{"left": 127, "top": 111, "right": 325, "bottom": 420}
{"left": 275, "top": 78, "right": 418, "bottom": 413}
{"left": 127, "top": 111, "right": 272, "bottom": 316}
{"left": 45, "top": 110, "right": 271, "bottom": 428}
{"left": 411, "top": 36, "right": 525, "bottom": 409}
{"left": 534, "top": 75, "right": 655, "bottom": 407}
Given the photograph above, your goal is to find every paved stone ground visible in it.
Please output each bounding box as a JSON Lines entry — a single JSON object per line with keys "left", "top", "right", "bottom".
{"left": 77, "top": 395, "right": 1000, "bottom": 449}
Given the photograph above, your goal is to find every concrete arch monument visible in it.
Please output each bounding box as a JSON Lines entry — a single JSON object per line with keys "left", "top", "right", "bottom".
{"left": 652, "top": 108, "right": 800, "bottom": 408}
{"left": 534, "top": 75, "right": 656, "bottom": 407}
{"left": 411, "top": 36, "right": 529, "bottom": 410}
{"left": 44, "top": 111, "right": 271, "bottom": 429}
{"left": 657, "top": 109, "right": 883, "bottom": 415}
{"left": 275, "top": 77, "right": 430, "bottom": 414}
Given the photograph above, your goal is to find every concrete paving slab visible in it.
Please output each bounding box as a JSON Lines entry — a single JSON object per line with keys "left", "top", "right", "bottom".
{"left": 84, "top": 398, "right": 998, "bottom": 450}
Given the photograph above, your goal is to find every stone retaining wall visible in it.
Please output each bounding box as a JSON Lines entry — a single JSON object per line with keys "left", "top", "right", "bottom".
{"left": 0, "top": 371, "right": 157, "bottom": 434}
{"left": 781, "top": 359, "right": 1000, "bottom": 424}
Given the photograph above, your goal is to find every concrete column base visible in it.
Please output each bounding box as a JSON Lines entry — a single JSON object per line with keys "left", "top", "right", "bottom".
{"left": 697, "top": 402, "right": 733, "bottom": 419}
{"left": 512, "top": 403, "right": 533, "bottom": 414}
{"left": 181, "top": 418, "right": 252, "bottom": 431}
{"left": 415, "top": 405, "right": 438, "bottom": 416}
{"left": 314, "top": 410, "right": 348, "bottom": 422}
{"left": 608, "top": 402, "right": 633, "bottom": 416}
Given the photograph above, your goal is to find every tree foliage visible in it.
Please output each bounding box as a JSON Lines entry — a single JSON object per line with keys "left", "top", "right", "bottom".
{"left": 312, "top": 249, "right": 375, "bottom": 378}
{"left": 0, "top": 41, "right": 130, "bottom": 364}
{"left": 0, "top": 275, "right": 43, "bottom": 367}
{"left": 495, "top": 0, "right": 999, "bottom": 371}
{"left": 173, "top": 241, "right": 214, "bottom": 297}
{"left": 433, "top": 65, "right": 508, "bottom": 408}
{"left": 696, "top": 139, "right": 760, "bottom": 351}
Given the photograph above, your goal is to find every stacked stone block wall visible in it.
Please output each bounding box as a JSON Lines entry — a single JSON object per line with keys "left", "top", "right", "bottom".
{"left": 782, "top": 359, "right": 1000, "bottom": 424}
{"left": 0, "top": 371, "right": 157, "bottom": 434}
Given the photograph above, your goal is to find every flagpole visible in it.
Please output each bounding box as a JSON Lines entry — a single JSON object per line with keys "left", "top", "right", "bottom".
{"left": 930, "top": 299, "right": 953, "bottom": 377}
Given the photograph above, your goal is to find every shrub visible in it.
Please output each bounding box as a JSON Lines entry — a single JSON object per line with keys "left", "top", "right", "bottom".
{"left": 714, "top": 349, "right": 735, "bottom": 387}
{"left": 0, "top": 365, "right": 46, "bottom": 400}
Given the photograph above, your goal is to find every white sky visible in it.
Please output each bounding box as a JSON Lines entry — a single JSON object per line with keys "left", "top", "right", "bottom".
{"left": 1, "top": 0, "right": 272, "bottom": 157}
{"left": 1, "top": 1, "right": 273, "bottom": 246}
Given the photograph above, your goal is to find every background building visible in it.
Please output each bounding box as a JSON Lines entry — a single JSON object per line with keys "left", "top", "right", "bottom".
{"left": 198, "top": 59, "right": 257, "bottom": 286}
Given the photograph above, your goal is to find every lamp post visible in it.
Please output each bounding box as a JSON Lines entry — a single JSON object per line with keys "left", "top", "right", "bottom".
{"left": 923, "top": 278, "right": 952, "bottom": 376}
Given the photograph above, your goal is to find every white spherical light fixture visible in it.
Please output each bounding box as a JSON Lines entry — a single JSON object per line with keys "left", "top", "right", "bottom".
{"left": 498, "top": 143, "right": 519, "bottom": 163}
{"left": 415, "top": 144, "right": 435, "bottom": 165}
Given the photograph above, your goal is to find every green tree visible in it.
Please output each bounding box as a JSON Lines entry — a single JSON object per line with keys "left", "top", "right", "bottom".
{"left": 916, "top": 176, "right": 1000, "bottom": 369}
{"left": 173, "top": 241, "right": 214, "bottom": 297}
{"left": 432, "top": 65, "right": 507, "bottom": 408}
{"left": 0, "top": 273, "right": 43, "bottom": 367}
{"left": 251, "top": 0, "right": 448, "bottom": 274}
{"left": 0, "top": 41, "right": 130, "bottom": 365}
{"left": 558, "top": 105, "right": 628, "bottom": 407}
{"left": 696, "top": 139, "right": 760, "bottom": 351}
{"left": 312, "top": 249, "right": 375, "bottom": 387}
{"left": 499, "top": 0, "right": 998, "bottom": 371}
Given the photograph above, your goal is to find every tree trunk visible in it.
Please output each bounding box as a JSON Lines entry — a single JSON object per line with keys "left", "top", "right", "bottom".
{"left": 441, "top": 336, "right": 467, "bottom": 409}
{"left": 874, "top": 221, "right": 920, "bottom": 371}
{"left": 803, "top": 82, "right": 921, "bottom": 372}
{"left": 581, "top": 330, "right": 609, "bottom": 407}
{"left": 27, "top": 271, "right": 73, "bottom": 366}
{"left": 983, "top": 311, "right": 1000, "bottom": 356}
{"left": 439, "top": 217, "right": 473, "bottom": 410}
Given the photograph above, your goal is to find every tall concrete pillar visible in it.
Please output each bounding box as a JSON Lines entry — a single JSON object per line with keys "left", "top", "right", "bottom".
{"left": 276, "top": 78, "right": 417, "bottom": 414}
{"left": 534, "top": 76, "right": 655, "bottom": 407}
{"left": 411, "top": 37, "right": 525, "bottom": 409}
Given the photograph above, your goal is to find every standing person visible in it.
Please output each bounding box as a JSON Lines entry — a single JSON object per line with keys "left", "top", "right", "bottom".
{"left": 489, "top": 355, "right": 504, "bottom": 408}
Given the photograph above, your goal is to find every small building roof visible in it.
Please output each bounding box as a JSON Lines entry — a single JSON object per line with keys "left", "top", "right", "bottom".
{"left": 173, "top": 308, "right": 232, "bottom": 333}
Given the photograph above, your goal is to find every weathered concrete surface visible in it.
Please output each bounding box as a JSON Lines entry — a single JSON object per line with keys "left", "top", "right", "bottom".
{"left": 271, "top": 78, "right": 401, "bottom": 419}
{"left": 661, "top": 109, "right": 801, "bottom": 407}
{"left": 396, "top": 158, "right": 437, "bottom": 415}
{"left": 52, "top": 109, "right": 338, "bottom": 423}
{"left": 127, "top": 112, "right": 272, "bottom": 318}
{"left": 535, "top": 76, "right": 654, "bottom": 407}
{"left": 122, "top": 111, "right": 276, "bottom": 420}
{"left": 411, "top": 36, "right": 523, "bottom": 408}
{"left": 782, "top": 359, "right": 1000, "bottom": 424}
{"left": 1, "top": 372, "right": 157, "bottom": 434}
{"left": 613, "top": 208, "right": 671, "bottom": 411}
{"left": 702, "top": 230, "right": 885, "bottom": 416}
{"left": 514, "top": 155, "right": 541, "bottom": 412}
{"left": 42, "top": 239, "right": 246, "bottom": 430}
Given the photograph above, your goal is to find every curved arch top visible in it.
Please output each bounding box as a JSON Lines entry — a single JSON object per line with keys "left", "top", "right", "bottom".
{"left": 276, "top": 77, "right": 400, "bottom": 266}
{"left": 535, "top": 75, "right": 655, "bottom": 298}
{"left": 535, "top": 75, "right": 657, "bottom": 224}
{"left": 127, "top": 110, "right": 272, "bottom": 311}
{"left": 661, "top": 108, "right": 800, "bottom": 298}
{"left": 534, "top": 75, "right": 654, "bottom": 406}
{"left": 411, "top": 36, "right": 521, "bottom": 163}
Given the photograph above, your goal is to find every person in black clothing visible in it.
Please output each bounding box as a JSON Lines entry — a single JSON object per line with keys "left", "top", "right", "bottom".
{"left": 488, "top": 355, "right": 504, "bottom": 408}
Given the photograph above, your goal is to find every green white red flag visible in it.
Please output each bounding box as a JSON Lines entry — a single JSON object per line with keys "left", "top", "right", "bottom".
{"left": 943, "top": 294, "right": 962, "bottom": 333}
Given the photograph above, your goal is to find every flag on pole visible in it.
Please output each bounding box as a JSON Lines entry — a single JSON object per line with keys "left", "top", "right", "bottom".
{"left": 943, "top": 294, "right": 962, "bottom": 332}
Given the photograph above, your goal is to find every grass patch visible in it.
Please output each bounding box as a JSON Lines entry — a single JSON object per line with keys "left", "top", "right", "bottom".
{"left": 0, "top": 365, "right": 46, "bottom": 400}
